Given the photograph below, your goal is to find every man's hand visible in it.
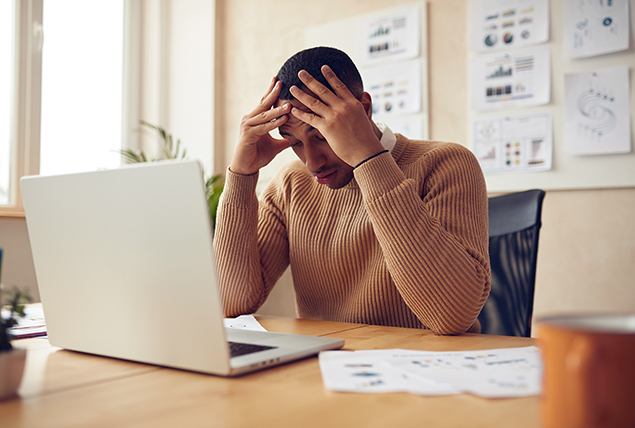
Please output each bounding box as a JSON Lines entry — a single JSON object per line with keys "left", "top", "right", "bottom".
{"left": 230, "top": 78, "right": 292, "bottom": 176}
{"left": 289, "top": 65, "right": 384, "bottom": 167}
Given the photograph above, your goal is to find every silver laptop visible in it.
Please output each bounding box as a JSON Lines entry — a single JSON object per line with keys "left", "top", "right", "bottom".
{"left": 20, "top": 160, "right": 344, "bottom": 376}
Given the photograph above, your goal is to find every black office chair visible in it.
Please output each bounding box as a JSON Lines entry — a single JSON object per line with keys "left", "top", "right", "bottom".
{"left": 478, "top": 189, "right": 546, "bottom": 337}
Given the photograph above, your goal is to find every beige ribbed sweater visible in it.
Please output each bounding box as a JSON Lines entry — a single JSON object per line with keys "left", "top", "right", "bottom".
{"left": 214, "top": 135, "right": 490, "bottom": 335}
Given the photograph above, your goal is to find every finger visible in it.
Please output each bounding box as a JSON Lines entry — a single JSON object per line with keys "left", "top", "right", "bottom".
{"left": 246, "top": 113, "right": 289, "bottom": 137}
{"left": 253, "top": 79, "right": 282, "bottom": 115}
{"left": 243, "top": 103, "right": 291, "bottom": 127}
{"left": 297, "top": 70, "right": 339, "bottom": 105}
{"left": 256, "top": 77, "right": 277, "bottom": 108}
{"left": 290, "top": 85, "right": 326, "bottom": 116}
{"left": 320, "top": 65, "right": 355, "bottom": 100}
{"left": 291, "top": 106, "right": 323, "bottom": 129}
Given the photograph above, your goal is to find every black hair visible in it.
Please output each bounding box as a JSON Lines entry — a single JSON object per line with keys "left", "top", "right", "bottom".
{"left": 276, "top": 46, "right": 364, "bottom": 100}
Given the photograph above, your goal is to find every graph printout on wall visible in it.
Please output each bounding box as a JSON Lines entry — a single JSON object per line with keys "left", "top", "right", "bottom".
{"left": 563, "top": 0, "right": 630, "bottom": 59}
{"left": 354, "top": 3, "right": 421, "bottom": 67}
{"left": 473, "top": 112, "right": 552, "bottom": 173}
{"left": 302, "top": 1, "right": 428, "bottom": 166}
{"left": 362, "top": 60, "right": 421, "bottom": 119}
{"left": 564, "top": 65, "right": 631, "bottom": 156}
{"left": 470, "top": 44, "right": 550, "bottom": 111}
{"left": 469, "top": 0, "right": 549, "bottom": 53}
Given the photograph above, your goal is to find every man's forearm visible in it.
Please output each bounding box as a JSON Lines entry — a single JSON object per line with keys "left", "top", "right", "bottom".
{"left": 213, "top": 170, "right": 265, "bottom": 316}
{"left": 354, "top": 146, "right": 491, "bottom": 335}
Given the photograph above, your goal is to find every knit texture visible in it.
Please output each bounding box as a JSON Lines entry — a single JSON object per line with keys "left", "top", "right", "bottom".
{"left": 214, "top": 135, "right": 491, "bottom": 335}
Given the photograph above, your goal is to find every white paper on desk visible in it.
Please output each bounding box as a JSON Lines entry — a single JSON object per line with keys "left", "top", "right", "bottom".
{"left": 2, "top": 305, "right": 48, "bottom": 338}
{"left": 319, "top": 350, "right": 461, "bottom": 396}
{"left": 1, "top": 305, "right": 46, "bottom": 328}
{"left": 223, "top": 315, "right": 267, "bottom": 332}
{"left": 385, "top": 346, "right": 542, "bottom": 398}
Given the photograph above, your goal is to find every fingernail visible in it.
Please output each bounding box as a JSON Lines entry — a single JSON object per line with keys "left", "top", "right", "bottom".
{"left": 298, "top": 70, "right": 308, "bottom": 78}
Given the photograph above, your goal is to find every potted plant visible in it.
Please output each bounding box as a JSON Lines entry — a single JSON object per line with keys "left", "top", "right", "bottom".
{"left": 0, "top": 286, "right": 31, "bottom": 401}
{"left": 120, "top": 121, "right": 224, "bottom": 229}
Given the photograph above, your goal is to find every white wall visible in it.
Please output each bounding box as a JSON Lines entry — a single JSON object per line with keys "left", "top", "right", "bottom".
{"left": 0, "top": 217, "right": 38, "bottom": 301}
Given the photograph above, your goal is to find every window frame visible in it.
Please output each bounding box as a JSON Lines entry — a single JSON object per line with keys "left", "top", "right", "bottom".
{"left": 1, "top": 0, "right": 42, "bottom": 217}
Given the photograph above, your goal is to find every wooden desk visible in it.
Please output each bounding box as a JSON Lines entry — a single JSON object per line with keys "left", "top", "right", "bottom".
{"left": 1, "top": 317, "right": 539, "bottom": 428}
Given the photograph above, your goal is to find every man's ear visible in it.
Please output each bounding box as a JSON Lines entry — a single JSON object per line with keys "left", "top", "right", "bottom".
{"left": 359, "top": 92, "right": 374, "bottom": 120}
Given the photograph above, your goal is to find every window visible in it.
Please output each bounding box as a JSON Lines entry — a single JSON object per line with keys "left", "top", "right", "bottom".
{"left": 0, "top": 0, "right": 124, "bottom": 216}
{"left": 1, "top": 1, "right": 215, "bottom": 217}
{"left": 0, "top": 1, "right": 15, "bottom": 206}
{"left": 40, "top": 0, "right": 124, "bottom": 176}
{"left": 0, "top": 0, "right": 42, "bottom": 216}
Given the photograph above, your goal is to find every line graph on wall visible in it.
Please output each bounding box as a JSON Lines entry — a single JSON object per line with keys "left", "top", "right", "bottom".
{"left": 564, "top": 65, "right": 631, "bottom": 156}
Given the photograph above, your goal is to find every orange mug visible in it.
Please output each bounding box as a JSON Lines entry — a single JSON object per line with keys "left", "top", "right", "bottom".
{"left": 537, "top": 314, "right": 635, "bottom": 428}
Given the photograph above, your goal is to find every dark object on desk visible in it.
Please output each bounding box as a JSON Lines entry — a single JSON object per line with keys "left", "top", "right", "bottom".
{"left": 0, "top": 285, "right": 31, "bottom": 400}
{"left": 478, "top": 189, "right": 546, "bottom": 338}
{"left": 1, "top": 285, "right": 32, "bottom": 351}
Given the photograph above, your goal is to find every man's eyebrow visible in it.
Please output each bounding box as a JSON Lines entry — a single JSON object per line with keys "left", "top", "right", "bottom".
{"left": 279, "top": 125, "right": 317, "bottom": 138}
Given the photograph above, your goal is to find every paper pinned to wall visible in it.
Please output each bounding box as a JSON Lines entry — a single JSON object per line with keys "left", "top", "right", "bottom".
{"left": 469, "top": 0, "right": 550, "bottom": 53}
{"left": 564, "top": 65, "right": 631, "bottom": 156}
{"left": 355, "top": 3, "right": 420, "bottom": 67}
{"left": 564, "top": 0, "right": 630, "bottom": 59}
{"left": 305, "top": 1, "right": 429, "bottom": 140}
{"left": 362, "top": 59, "right": 421, "bottom": 118}
{"left": 470, "top": 44, "right": 551, "bottom": 111}
{"left": 473, "top": 112, "right": 552, "bottom": 173}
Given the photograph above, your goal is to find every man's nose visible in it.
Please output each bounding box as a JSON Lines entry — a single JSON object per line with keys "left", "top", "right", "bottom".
{"left": 304, "top": 142, "right": 327, "bottom": 173}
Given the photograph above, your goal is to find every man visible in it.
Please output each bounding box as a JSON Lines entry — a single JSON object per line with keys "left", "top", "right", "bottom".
{"left": 214, "top": 47, "right": 490, "bottom": 335}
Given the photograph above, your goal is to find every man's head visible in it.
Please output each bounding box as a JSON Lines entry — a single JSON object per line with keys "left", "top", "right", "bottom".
{"left": 274, "top": 47, "right": 370, "bottom": 190}
{"left": 276, "top": 47, "right": 364, "bottom": 101}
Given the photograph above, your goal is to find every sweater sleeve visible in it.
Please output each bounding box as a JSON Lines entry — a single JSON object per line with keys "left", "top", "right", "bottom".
{"left": 213, "top": 168, "right": 289, "bottom": 316}
{"left": 353, "top": 143, "right": 490, "bottom": 335}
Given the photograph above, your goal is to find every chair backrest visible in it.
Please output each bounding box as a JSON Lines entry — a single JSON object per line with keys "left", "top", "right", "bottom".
{"left": 478, "top": 189, "right": 546, "bottom": 337}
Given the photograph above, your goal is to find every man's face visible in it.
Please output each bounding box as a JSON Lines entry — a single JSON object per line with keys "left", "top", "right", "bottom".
{"left": 275, "top": 97, "right": 354, "bottom": 189}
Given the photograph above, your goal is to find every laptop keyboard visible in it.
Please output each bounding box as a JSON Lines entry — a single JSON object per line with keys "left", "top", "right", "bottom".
{"left": 228, "top": 341, "right": 277, "bottom": 358}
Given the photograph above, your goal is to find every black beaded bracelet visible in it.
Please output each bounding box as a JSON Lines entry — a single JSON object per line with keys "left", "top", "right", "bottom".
{"left": 354, "top": 149, "right": 389, "bottom": 169}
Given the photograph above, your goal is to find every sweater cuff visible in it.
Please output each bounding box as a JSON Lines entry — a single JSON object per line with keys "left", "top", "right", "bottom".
{"left": 353, "top": 152, "right": 407, "bottom": 202}
{"left": 222, "top": 168, "right": 260, "bottom": 207}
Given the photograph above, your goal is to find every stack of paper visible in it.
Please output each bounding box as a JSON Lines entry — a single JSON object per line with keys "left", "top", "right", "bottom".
{"left": 3, "top": 305, "right": 48, "bottom": 339}
{"left": 319, "top": 346, "right": 542, "bottom": 398}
